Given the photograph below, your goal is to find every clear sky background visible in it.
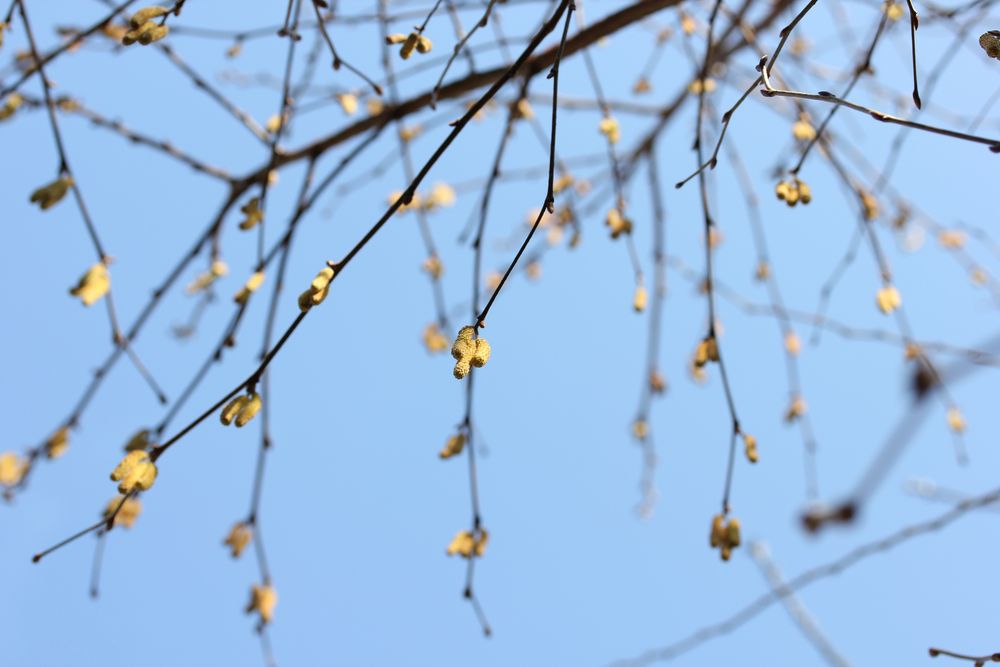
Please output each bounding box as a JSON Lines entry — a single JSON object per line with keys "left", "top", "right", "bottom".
{"left": 2, "top": 1, "right": 1000, "bottom": 666}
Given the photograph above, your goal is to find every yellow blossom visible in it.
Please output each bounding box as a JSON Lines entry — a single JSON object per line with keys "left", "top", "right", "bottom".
{"left": 366, "top": 97, "right": 385, "bottom": 115}
{"left": 743, "top": 433, "right": 759, "bottom": 463}
{"left": 632, "top": 419, "right": 649, "bottom": 440}
{"left": 633, "top": 77, "right": 651, "bottom": 94}
{"left": 439, "top": 433, "right": 466, "bottom": 459}
{"left": 246, "top": 584, "right": 278, "bottom": 624}
{"left": 336, "top": 93, "right": 358, "bottom": 115}
{"left": 45, "top": 427, "right": 70, "bottom": 459}
{"left": 110, "top": 450, "right": 157, "bottom": 494}
{"left": 784, "top": 331, "right": 801, "bottom": 356}
{"left": 224, "top": 522, "right": 253, "bottom": 558}
{"left": 451, "top": 326, "right": 490, "bottom": 379}
{"left": 446, "top": 529, "right": 488, "bottom": 558}
{"left": 755, "top": 261, "right": 771, "bottom": 281}
{"left": 399, "top": 124, "right": 422, "bottom": 142}
{"left": 422, "top": 323, "right": 449, "bottom": 354}
{"left": 876, "top": 284, "right": 901, "bottom": 314}
{"left": 605, "top": 208, "right": 632, "bottom": 239}
{"left": 220, "top": 393, "right": 262, "bottom": 427}
{"left": 485, "top": 271, "right": 502, "bottom": 292}
{"left": 680, "top": 12, "right": 697, "bottom": 35}
{"left": 514, "top": 98, "right": 534, "bottom": 120}
{"left": 693, "top": 337, "right": 719, "bottom": 368}
{"left": 424, "top": 182, "right": 456, "bottom": 210}
{"left": 885, "top": 2, "right": 904, "bottom": 20}
{"left": 234, "top": 271, "right": 265, "bottom": 304}
{"left": 553, "top": 173, "right": 574, "bottom": 194}
{"left": 186, "top": 259, "right": 229, "bottom": 294}
{"left": 388, "top": 189, "right": 421, "bottom": 213}
{"left": 598, "top": 116, "right": 620, "bottom": 144}
{"left": 775, "top": 178, "right": 812, "bottom": 207}
{"left": 238, "top": 197, "right": 263, "bottom": 231}
{"left": 0, "top": 92, "right": 23, "bottom": 121}
{"left": 688, "top": 78, "right": 716, "bottom": 95}
{"left": 860, "top": 190, "right": 879, "bottom": 221}
{"left": 947, "top": 407, "right": 966, "bottom": 434}
{"left": 104, "top": 495, "right": 142, "bottom": 528}
{"left": 709, "top": 514, "right": 741, "bottom": 561}
{"left": 70, "top": 263, "right": 110, "bottom": 306}
{"left": 298, "top": 266, "right": 335, "bottom": 312}
{"left": 937, "top": 230, "right": 966, "bottom": 248}
{"left": 30, "top": 176, "right": 74, "bottom": 210}
{"left": 792, "top": 117, "right": 816, "bottom": 141}
{"left": 633, "top": 284, "right": 648, "bottom": 312}
{"left": 785, "top": 395, "right": 807, "bottom": 422}
{"left": 122, "top": 21, "right": 169, "bottom": 46}
{"left": 0, "top": 451, "right": 27, "bottom": 487}
{"left": 265, "top": 114, "right": 282, "bottom": 134}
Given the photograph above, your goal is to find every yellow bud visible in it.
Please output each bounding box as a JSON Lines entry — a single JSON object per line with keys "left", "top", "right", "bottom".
{"left": 130, "top": 6, "right": 169, "bottom": 29}
{"left": 439, "top": 433, "right": 466, "bottom": 459}
{"left": 947, "top": 407, "right": 966, "bottom": 434}
{"left": 743, "top": 433, "right": 759, "bottom": 463}
{"left": 45, "top": 427, "right": 70, "bottom": 460}
{"left": 876, "top": 284, "right": 901, "bottom": 314}
{"left": 784, "top": 331, "right": 801, "bottom": 356}
{"left": 246, "top": 584, "right": 278, "bottom": 624}
{"left": 104, "top": 495, "right": 142, "bottom": 528}
{"left": 416, "top": 35, "right": 432, "bottom": 54}
{"left": 633, "top": 285, "right": 648, "bottom": 312}
{"left": 239, "top": 197, "right": 263, "bottom": 231}
{"left": 0, "top": 451, "right": 27, "bottom": 487}
{"left": 220, "top": 395, "right": 249, "bottom": 426}
{"left": 598, "top": 116, "right": 620, "bottom": 144}
{"left": 399, "top": 33, "right": 419, "bottom": 59}
{"left": 110, "top": 450, "right": 157, "bottom": 494}
{"left": 29, "top": 176, "right": 74, "bottom": 210}
{"left": 337, "top": 93, "right": 358, "bottom": 115}
{"left": 386, "top": 33, "right": 407, "bottom": 45}
{"left": 224, "top": 522, "right": 253, "bottom": 558}
{"left": 234, "top": 271, "right": 265, "bottom": 304}
{"left": 69, "top": 263, "right": 111, "bottom": 306}
{"left": 633, "top": 77, "right": 651, "bottom": 94}
{"left": 235, "top": 393, "right": 262, "bottom": 427}
{"left": 632, "top": 419, "right": 649, "bottom": 440}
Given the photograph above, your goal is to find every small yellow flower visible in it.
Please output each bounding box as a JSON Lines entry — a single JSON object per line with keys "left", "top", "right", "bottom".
{"left": 186, "top": 259, "right": 228, "bottom": 294}
{"left": 0, "top": 451, "right": 27, "bottom": 487}
{"left": 553, "top": 173, "right": 574, "bottom": 194}
{"left": 336, "top": 93, "right": 358, "bottom": 115}
{"left": 687, "top": 78, "right": 716, "bottom": 95}
{"left": 514, "top": 98, "right": 534, "bottom": 120}
{"left": 129, "top": 6, "right": 169, "bottom": 28}
{"left": 633, "top": 77, "right": 651, "bottom": 94}
{"left": 649, "top": 370, "right": 667, "bottom": 394}
{"left": 366, "top": 97, "right": 385, "bottom": 115}
{"left": 29, "top": 176, "right": 74, "bottom": 210}
{"left": 422, "top": 323, "right": 449, "bottom": 354}
{"left": 947, "top": 407, "right": 966, "bottom": 434}
{"left": 70, "top": 263, "right": 111, "bottom": 306}
{"left": 755, "top": 261, "right": 771, "bottom": 281}
{"left": 298, "top": 266, "right": 335, "bottom": 312}
{"left": 785, "top": 394, "right": 807, "bottom": 422}
{"left": 398, "top": 124, "right": 422, "bottom": 142}
{"left": 860, "top": 190, "right": 879, "bottom": 221}
{"left": 421, "top": 256, "right": 443, "bottom": 280}
{"left": 632, "top": 419, "right": 649, "bottom": 440}
{"left": 876, "top": 284, "right": 901, "bottom": 314}
{"left": 743, "top": 433, "right": 759, "bottom": 463}
{"left": 792, "top": 116, "right": 816, "bottom": 141}
{"left": 605, "top": 208, "right": 632, "bottom": 239}
{"left": 446, "top": 529, "right": 488, "bottom": 558}
{"left": 265, "top": 114, "right": 283, "bottom": 134}
{"left": 598, "top": 116, "right": 620, "bottom": 144}
{"left": 234, "top": 271, "right": 265, "bottom": 304}
{"left": 246, "top": 584, "right": 278, "bottom": 624}
{"left": 775, "top": 178, "right": 812, "bottom": 207}
{"left": 680, "top": 12, "right": 697, "bottom": 35}
{"left": 937, "top": 230, "right": 966, "bottom": 248}
{"left": 693, "top": 337, "right": 719, "bottom": 368}
{"left": 220, "top": 393, "right": 262, "bottom": 427}
{"left": 238, "top": 197, "right": 263, "bottom": 231}
{"left": 424, "top": 182, "right": 456, "bottom": 210}
{"left": 122, "top": 21, "right": 169, "bottom": 46}
{"left": 784, "top": 331, "right": 801, "bottom": 356}
{"left": 439, "top": 433, "right": 466, "bottom": 459}
{"left": 709, "top": 514, "right": 741, "bottom": 561}
{"left": 633, "top": 284, "right": 648, "bottom": 312}
{"left": 104, "top": 495, "right": 142, "bottom": 528}
{"left": 110, "top": 450, "right": 157, "bottom": 494}
{"left": 388, "top": 189, "right": 421, "bottom": 213}
{"left": 885, "top": 1, "right": 904, "bottom": 20}
{"left": 451, "top": 326, "right": 490, "bottom": 379}
{"left": 44, "top": 427, "right": 70, "bottom": 460}
{"left": 485, "top": 271, "right": 502, "bottom": 292}
{"left": 224, "top": 522, "right": 253, "bottom": 558}
{"left": 0, "top": 92, "right": 23, "bottom": 121}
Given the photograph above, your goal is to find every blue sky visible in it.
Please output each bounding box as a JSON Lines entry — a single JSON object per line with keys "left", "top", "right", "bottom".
{"left": 3, "top": 1, "right": 1000, "bottom": 665}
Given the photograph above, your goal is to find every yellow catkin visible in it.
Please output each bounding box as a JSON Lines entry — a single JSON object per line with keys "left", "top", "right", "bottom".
{"left": 110, "top": 451, "right": 157, "bottom": 494}
{"left": 224, "top": 522, "right": 253, "bottom": 558}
